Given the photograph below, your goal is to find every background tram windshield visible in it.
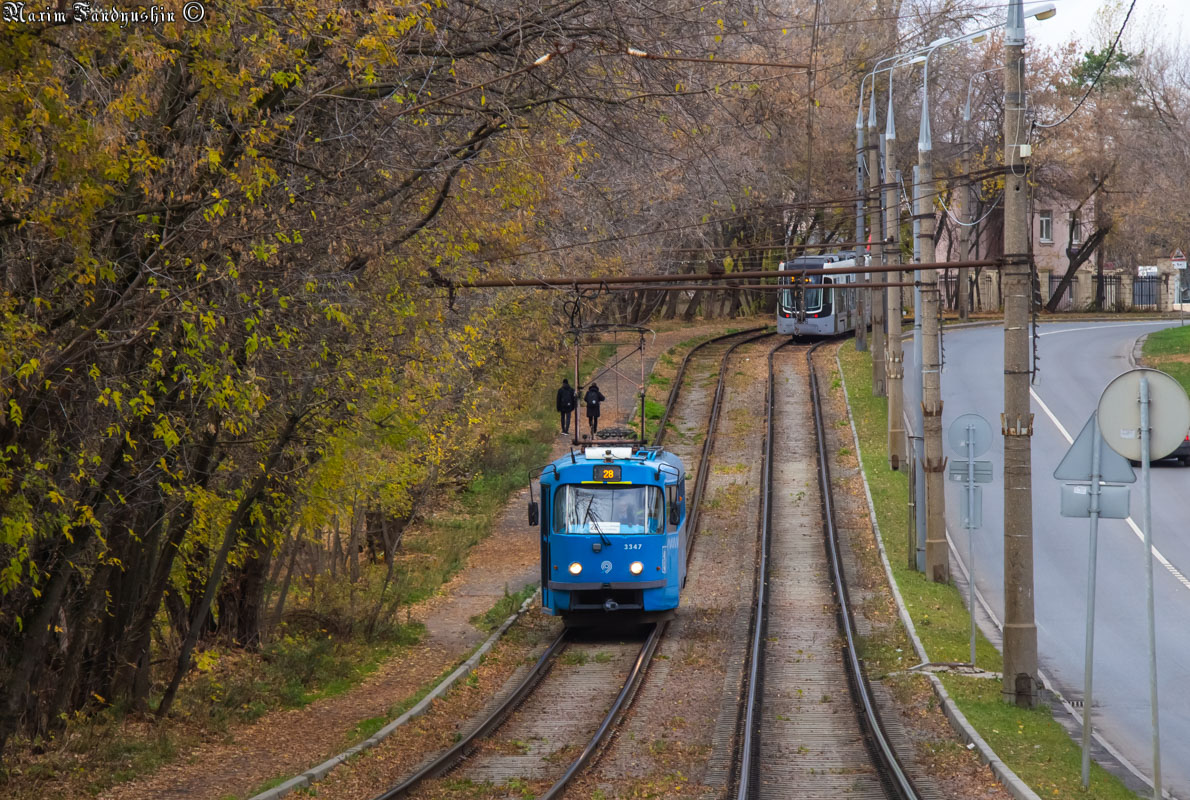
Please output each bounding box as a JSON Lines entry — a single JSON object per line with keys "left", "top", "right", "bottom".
{"left": 553, "top": 484, "right": 664, "bottom": 534}
{"left": 781, "top": 278, "right": 827, "bottom": 314}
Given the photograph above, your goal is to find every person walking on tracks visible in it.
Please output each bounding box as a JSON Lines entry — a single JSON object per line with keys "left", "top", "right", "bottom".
{"left": 555, "top": 378, "right": 577, "bottom": 435}
{"left": 583, "top": 383, "right": 606, "bottom": 437}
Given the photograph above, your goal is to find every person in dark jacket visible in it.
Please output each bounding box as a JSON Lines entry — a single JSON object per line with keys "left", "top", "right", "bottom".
{"left": 555, "top": 378, "right": 576, "bottom": 434}
{"left": 583, "top": 383, "right": 606, "bottom": 436}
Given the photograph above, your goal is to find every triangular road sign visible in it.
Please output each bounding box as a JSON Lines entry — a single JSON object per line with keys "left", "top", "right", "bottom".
{"left": 1054, "top": 413, "right": 1136, "bottom": 483}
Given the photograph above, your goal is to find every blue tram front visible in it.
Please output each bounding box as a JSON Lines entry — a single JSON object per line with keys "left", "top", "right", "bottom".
{"left": 530, "top": 447, "right": 686, "bottom": 623}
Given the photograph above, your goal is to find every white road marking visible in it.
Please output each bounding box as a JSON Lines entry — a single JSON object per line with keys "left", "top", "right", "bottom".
{"left": 1031, "top": 387, "right": 1190, "bottom": 593}
{"left": 1037, "top": 321, "right": 1175, "bottom": 337}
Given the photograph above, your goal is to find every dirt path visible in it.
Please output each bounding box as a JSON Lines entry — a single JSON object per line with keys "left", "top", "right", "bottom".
{"left": 98, "top": 318, "right": 756, "bottom": 800}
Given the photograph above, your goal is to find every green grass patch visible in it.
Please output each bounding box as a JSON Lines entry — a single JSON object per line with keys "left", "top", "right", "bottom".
{"left": 347, "top": 715, "right": 387, "bottom": 743}
{"left": 1140, "top": 326, "right": 1190, "bottom": 393}
{"left": 942, "top": 675, "right": 1139, "bottom": 800}
{"left": 837, "top": 342, "right": 1001, "bottom": 670}
{"left": 1140, "top": 325, "right": 1190, "bottom": 359}
{"left": 837, "top": 341, "right": 1139, "bottom": 799}
{"left": 469, "top": 583, "right": 539, "bottom": 633}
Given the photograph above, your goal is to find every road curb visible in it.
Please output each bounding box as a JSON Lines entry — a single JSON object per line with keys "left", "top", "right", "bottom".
{"left": 248, "top": 588, "right": 540, "bottom": 800}
{"left": 835, "top": 348, "right": 1043, "bottom": 800}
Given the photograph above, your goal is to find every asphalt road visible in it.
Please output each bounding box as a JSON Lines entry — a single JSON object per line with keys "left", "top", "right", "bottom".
{"left": 904, "top": 319, "right": 1190, "bottom": 797}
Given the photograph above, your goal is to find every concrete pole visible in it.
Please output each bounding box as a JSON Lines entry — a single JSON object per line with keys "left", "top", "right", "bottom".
{"left": 856, "top": 103, "right": 868, "bottom": 352}
{"left": 884, "top": 89, "right": 907, "bottom": 470}
{"left": 1001, "top": 0, "right": 1038, "bottom": 707}
{"left": 918, "top": 64, "right": 949, "bottom": 584}
{"left": 911, "top": 166, "right": 926, "bottom": 572}
{"left": 868, "top": 91, "right": 886, "bottom": 396}
{"left": 958, "top": 110, "right": 973, "bottom": 320}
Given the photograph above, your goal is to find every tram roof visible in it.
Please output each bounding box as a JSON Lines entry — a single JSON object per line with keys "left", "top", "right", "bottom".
{"left": 541, "top": 446, "right": 684, "bottom": 482}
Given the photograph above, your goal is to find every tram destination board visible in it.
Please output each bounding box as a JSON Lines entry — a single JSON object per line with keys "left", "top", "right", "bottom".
{"left": 593, "top": 465, "right": 622, "bottom": 482}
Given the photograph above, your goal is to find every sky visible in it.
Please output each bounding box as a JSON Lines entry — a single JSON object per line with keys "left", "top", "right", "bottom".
{"left": 1024, "top": 0, "right": 1188, "bottom": 53}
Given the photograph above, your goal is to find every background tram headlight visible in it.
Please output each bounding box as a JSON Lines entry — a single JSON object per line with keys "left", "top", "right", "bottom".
{"left": 568, "top": 562, "right": 582, "bottom": 575}
{"left": 629, "top": 561, "right": 644, "bottom": 575}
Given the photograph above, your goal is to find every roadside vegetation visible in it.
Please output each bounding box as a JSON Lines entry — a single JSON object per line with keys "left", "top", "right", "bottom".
{"left": 0, "top": 373, "right": 562, "bottom": 798}
{"left": 1141, "top": 325, "right": 1190, "bottom": 391}
{"left": 837, "top": 341, "right": 1140, "bottom": 800}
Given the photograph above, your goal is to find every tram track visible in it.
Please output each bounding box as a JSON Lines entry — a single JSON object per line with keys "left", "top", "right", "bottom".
{"left": 365, "top": 327, "right": 770, "bottom": 800}
{"left": 729, "top": 340, "right": 922, "bottom": 800}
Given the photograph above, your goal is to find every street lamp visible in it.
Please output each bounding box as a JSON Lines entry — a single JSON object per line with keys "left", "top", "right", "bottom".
{"left": 957, "top": 66, "right": 1005, "bottom": 319}
{"left": 903, "top": 3, "right": 1056, "bottom": 584}
{"left": 856, "top": 53, "right": 928, "bottom": 371}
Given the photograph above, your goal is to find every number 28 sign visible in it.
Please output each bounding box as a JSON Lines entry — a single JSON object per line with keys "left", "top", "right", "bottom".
{"left": 593, "top": 465, "right": 621, "bottom": 482}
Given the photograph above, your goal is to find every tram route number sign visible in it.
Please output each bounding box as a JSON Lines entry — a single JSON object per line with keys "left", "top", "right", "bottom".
{"left": 593, "top": 465, "right": 621, "bottom": 482}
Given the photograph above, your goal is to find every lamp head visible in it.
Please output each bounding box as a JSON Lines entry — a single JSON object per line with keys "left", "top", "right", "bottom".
{"left": 1026, "top": 2, "right": 1057, "bottom": 21}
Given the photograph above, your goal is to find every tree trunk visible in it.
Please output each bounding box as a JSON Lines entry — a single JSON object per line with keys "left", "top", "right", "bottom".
{"left": 156, "top": 405, "right": 304, "bottom": 719}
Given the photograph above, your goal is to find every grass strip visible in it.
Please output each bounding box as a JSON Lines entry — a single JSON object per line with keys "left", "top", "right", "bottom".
{"left": 469, "top": 583, "right": 540, "bottom": 633}
{"left": 837, "top": 340, "right": 1140, "bottom": 800}
{"left": 1140, "top": 325, "right": 1190, "bottom": 390}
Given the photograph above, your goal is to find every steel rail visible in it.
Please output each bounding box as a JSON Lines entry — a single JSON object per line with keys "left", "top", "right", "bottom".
{"left": 806, "top": 342, "right": 921, "bottom": 800}
{"left": 368, "top": 630, "right": 570, "bottom": 800}
{"left": 655, "top": 327, "right": 768, "bottom": 447}
{"left": 538, "top": 329, "right": 775, "bottom": 798}
{"left": 537, "top": 620, "right": 666, "bottom": 800}
{"left": 733, "top": 337, "right": 793, "bottom": 798}
{"left": 683, "top": 330, "right": 776, "bottom": 541}
{"left": 371, "top": 326, "right": 767, "bottom": 800}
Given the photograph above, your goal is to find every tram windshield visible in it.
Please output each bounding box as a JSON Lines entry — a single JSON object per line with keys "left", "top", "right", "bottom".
{"left": 781, "top": 278, "right": 825, "bottom": 313}
{"left": 553, "top": 484, "right": 665, "bottom": 534}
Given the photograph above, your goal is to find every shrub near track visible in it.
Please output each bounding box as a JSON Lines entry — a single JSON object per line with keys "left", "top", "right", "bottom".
{"left": 837, "top": 341, "right": 1141, "bottom": 800}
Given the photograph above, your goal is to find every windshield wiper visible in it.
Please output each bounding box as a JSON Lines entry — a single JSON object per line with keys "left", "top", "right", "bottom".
{"left": 582, "top": 497, "right": 612, "bottom": 546}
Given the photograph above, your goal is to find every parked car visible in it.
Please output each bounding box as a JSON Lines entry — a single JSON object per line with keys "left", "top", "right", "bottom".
{"left": 1130, "top": 432, "right": 1190, "bottom": 466}
{"left": 1175, "top": 433, "right": 1190, "bottom": 466}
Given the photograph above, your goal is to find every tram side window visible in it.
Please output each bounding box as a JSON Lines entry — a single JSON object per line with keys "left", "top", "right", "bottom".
{"left": 666, "top": 485, "right": 679, "bottom": 530}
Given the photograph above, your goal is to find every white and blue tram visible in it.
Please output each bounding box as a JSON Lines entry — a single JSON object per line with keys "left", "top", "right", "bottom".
{"left": 529, "top": 446, "right": 686, "bottom": 624}
{"left": 776, "top": 252, "right": 864, "bottom": 337}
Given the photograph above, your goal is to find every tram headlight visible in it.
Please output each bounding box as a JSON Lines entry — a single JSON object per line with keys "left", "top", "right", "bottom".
{"left": 568, "top": 562, "right": 582, "bottom": 575}
{"left": 629, "top": 561, "right": 644, "bottom": 575}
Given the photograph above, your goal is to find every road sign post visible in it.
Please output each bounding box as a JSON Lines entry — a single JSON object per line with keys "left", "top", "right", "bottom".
{"left": 947, "top": 413, "right": 992, "bottom": 667}
{"left": 1097, "top": 368, "right": 1190, "bottom": 800}
{"left": 1054, "top": 411, "right": 1135, "bottom": 787}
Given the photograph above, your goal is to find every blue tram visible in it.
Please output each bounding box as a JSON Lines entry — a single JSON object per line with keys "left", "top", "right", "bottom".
{"left": 776, "top": 252, "right": 863, "bottom": 337}
{"left": 529, "top": 446, "right": 686, "bottom": 623}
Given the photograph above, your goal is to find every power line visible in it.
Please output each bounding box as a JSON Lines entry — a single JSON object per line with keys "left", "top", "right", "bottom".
{"left": 1033, "top": 0, "right": 1138, "bottom": 130}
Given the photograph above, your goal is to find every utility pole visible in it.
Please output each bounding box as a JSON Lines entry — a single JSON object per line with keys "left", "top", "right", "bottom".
{"left": 1002, "top": 0, "right": 1039, "bottom": 707}
{"left": 868, "top": 90, "right": 887, "bottom": 396}
{"left": 855, "top": 104, "right": 868, "bottom": 352}
{"left": 958, "top": 103, "right": 974, "bottom": 320}
{"left": 884, "top": 90, "right": 906, "bottom": 469}
{"left": 918, "top": 68, "right": 949, "bottom": 583}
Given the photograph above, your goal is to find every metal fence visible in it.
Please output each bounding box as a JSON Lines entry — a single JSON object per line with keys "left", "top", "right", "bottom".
{"left": 1092, "top": 275, "right": 1122, "bottom": 310}
{"left": 939, "top": 273, "right": 957, "bottom": 310}
{"left": 1047, "top": 275, "right": 1073, "bottom": 311}
{"left": 1132, "top": 275, "right": 1162, "bottom": 309}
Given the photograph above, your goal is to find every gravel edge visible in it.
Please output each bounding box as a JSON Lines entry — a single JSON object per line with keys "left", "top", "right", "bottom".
{"left": 248, "top": 588, "right": 541, "bottom": 800}
{"left": 835, "top": 348, "right": 1043, "bottom": 800}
